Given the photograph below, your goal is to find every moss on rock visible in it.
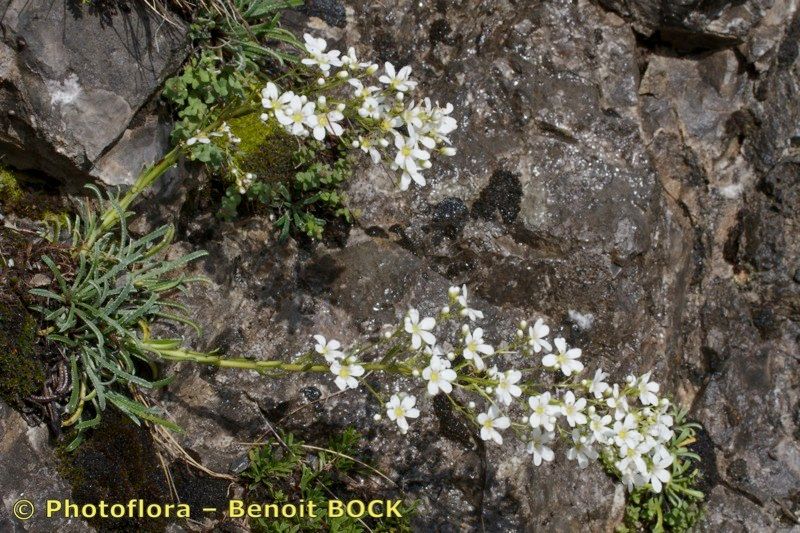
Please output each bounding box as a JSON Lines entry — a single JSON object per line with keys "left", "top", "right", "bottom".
{"left": 228, "top": 113, "right": 297, "bottom": 181}
{"left": 0, "top": 295, "right": 46, "bottom": 407}
{"left": 0, "top": 163, "right": 68, "bottom": 220}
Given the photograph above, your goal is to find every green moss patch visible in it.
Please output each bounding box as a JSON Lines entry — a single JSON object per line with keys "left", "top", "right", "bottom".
{"left": 0, "top": 295, "right": 46, "bottom": 407}
{"left": 228, "top": 113, "right": 297, "bottom": 181}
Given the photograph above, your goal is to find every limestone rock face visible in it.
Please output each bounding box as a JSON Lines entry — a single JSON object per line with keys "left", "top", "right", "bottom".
{"left": 2, "top": 0, "right": 799, "bottom": 531}
{"left": 0, "top": 0, "right": 186, "bottom": 185}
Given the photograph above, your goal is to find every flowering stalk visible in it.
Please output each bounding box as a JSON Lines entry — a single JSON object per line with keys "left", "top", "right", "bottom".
{"left": 142, "top": 285, "right": 689, "bottom": 498}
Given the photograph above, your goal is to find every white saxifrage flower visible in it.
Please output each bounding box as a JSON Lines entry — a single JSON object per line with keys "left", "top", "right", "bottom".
{"left": 648, "top": 446, "right": 674, "bottom": 493}
{"left": 567, "top": 429, "right": 598, "bottom": 469}
{"left": 560, "top": 391, "right": 588, "bottom": 427}
{"left": 613, "top": 414, "right": 643, "bottom": 449}
{"left": 528, "top": 392, "right": 558, "bottom": 431}
{"left": 394, "top": 135, "right": 429, "bottom": 190}
{"left": 477, "top": 405, "right": 510, "bottom": 444}
{"left": 589, "top": 412, "right": 614, "bottom": 444}
{"left": 606, "top": 384, "right": 630, "bottom": 420}
{"left": 542, "top": 337, "right": 584, "bottom": 376}
{"left": 385, "top": 393, "right": 420, "bottom": 434}
{"left": 422, "top": 355, "right": 457, "bottom": 395}
{"left": 404, "top": 308, "right": 436, "bottom": 349}
{"left": 587, "top": 368, "right": 610, "bottom": 398}
{"left": 636, "top": 371, "right": 660, "bottom": 406}
{"left": 379, "top": 62, "right": 417, "bottom": 93}
{"left": 186, "top": 134, "right": 210, "bottom": 146}
{"left": 329, "top": 360, "right": 365, "bottom": 390}
{"left": 312, "top": 97, "right": 345, "bottom": 140}
{"left": 301, "top": 33, "right": 342, "bottom": 74}
{"left": 457, "top": 285, "right": 484, "bottom": 321}
{"left": 462, "top": 327, "right": 494, "bottom": 371}
{"left": 494, "top": 369, "right": 522, "bottom": 405}
{"left": 313, "top": 335, "right": 344, "bottom": 362}
{"left": 527, "top": 427, "right": 555, "bottom": 466}
{"left": 275, "top": 95, "right": 317, "bottom": 136}
{"left": 527, "top": 318, "right": 552, "bottom": 353}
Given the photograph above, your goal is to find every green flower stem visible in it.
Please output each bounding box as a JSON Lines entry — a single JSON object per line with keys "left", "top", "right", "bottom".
{"left": 142, "top": 342, "right": 413, "bottom": 376}
{"left": 89, "top": 98, "right": 261, "bottom": 248}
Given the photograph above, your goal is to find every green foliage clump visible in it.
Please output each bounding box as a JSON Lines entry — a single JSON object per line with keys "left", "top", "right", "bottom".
{"left": 219, "top": 123, "right": 355, "bottom": 239}
{"left": 242, "top": 428, "right": 415, "bottom": 532}
{"left": 0, "top": 296, "right": 45, "bottom": 407}
{"left": 30, "top": 186, "right": 207, "bottom": 450}
{"left": 162, "top": 51, "right": 248, "bottom": 147}
{"left": 606, "top": 408, "right": 706, "bottom": 533}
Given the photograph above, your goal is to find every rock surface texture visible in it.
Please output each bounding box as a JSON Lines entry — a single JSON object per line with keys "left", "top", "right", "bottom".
{"left": 0, "top": 0, "right": 186, "bottom": 185}
{"left": 2, "top": 0, "right": 800, "bottom": 531}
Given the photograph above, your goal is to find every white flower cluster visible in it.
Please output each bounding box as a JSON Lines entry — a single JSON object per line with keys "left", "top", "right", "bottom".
{"left": 311, "top": 286, "right": 678, "bottom": 495}
{"left": 257, "top": 33, "right": 458, "bottom": 191}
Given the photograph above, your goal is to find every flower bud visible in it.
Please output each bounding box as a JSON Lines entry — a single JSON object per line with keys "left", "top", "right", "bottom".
{"left": 519, "top": 320, "right": 528, "bottom": 329}
{"left": 485, "top": 387, "right": 493, "bottom": 394}
{"left": 352, "top": 140, "right": 360, "bottom": 148}
{"left": 336, "top": 70, "right": 349, "bottom": 79}
{"left": 448, "top": 286, "right": 460, "bottom": 298}
{"left": 412, "top": 369, "right": 420, "bottom": 377}
{"left": 373, "top": 414, "right": 382, "bottom": 421}
{"left": 336, "top": 103, "right": 346, "bottom": 111}
{"left": 468, "top": 401, "right": 476, "bottom": 409}
{"left": 441, "top": 306, "right": 450, "bottom": 314}
{"left": 317, "top": 77, "right": 325, "bottom": 85}
{"left": 366, "top": 64, "right": 379, "bottom": 75}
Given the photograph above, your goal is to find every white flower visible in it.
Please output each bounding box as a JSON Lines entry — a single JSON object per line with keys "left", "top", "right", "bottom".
{"left": 261, "top": 83, "right": 293, "bottom": 116}
{"left": 457, "top": 285, "right": 484, "bottom": 321}
{"left": 616, "top": 441, "right": 649, "bottom": 478}
{"left": 312, "top": 107, "right": 345, "bottom": 140}
{"left": 527, "top": 318, "right": 551, "bottom": 353}
{"left": 422, "top": 355, "right": 457, "bottom": 395}
{"left": 477, "top": 405, "right": 510, "bottom": 444}
{"left": 588, "top": 413, "right": 613, "bottom": 444}
{"left": 404, "top": 308, "right": 436, "bottom": 349}
{"left": 613, "top": 414, "right": 643, "bottom": 449}
{"left": 526, "top": 428, "right": 555, "bottom": 466}
{"left": 542, "top": 337, "right": 584, "bottom": 376}
{"left": 588, "top": 368, "right": 610, "bottom": 398}
{"left": 385, "top": 394, "right": 420, "bottom": 434}
{"left": 340, "top": 46, "right": 370, "bottom": 70}
{"left": 636, "top": 371, "right": 660, "bottom": 406}
{"left": 275, "top": 95, "right": 317, "bottom": 136}
{"left": 494, "top": 369, "right": 522, "bottom": 405}
{"left": 358, "top": 95, "right": 385, "bottom": 119}
{"left": 313, "top": 335, "right": 344, "bottom": 363}
{"left": 606, "top": 384, "right": 630, "bottom": 420}
{"left": 301, "top": 33, "right": 342, "bottom": 74}
{"left": 648, "top": 446, "right": 674, "bottom": 493}
{"left": 560, "top": 391, "right": 587, "bottom": 427}
{"left": 349, "top": 78, "right": 380, "bottom": 99}
{"left": 393, "top": 135, "right": 429, "bottom": 190}
{"left": 649, "top": 412, "right": 674, "bottom": 443}
{"left": 528, "top": 392, "right": 558, "bottom": 431}
{"left": 357, "top": 136, "right": 382, "bottom": 163}
{"left": 330, "top": 360, "right": 364, "bottom": 390}
{"left": 379, "top": 62, "right": 417, "bottom": 92}
{"left": 567, "top": 430, "right": 598, "bottom": 469}
{"left": 462, "top": 327, "right": 494, "bottom": 370}
{"left": 186, "top": 134, "right": 210, "bottom": 145}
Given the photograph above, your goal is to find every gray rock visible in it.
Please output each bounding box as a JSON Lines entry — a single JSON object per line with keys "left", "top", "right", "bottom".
{"left": 2, "top": 0, "right": 800, "bottom": 531}
{"left": 0, "top": 0, "right": 187, "bottom": 185}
